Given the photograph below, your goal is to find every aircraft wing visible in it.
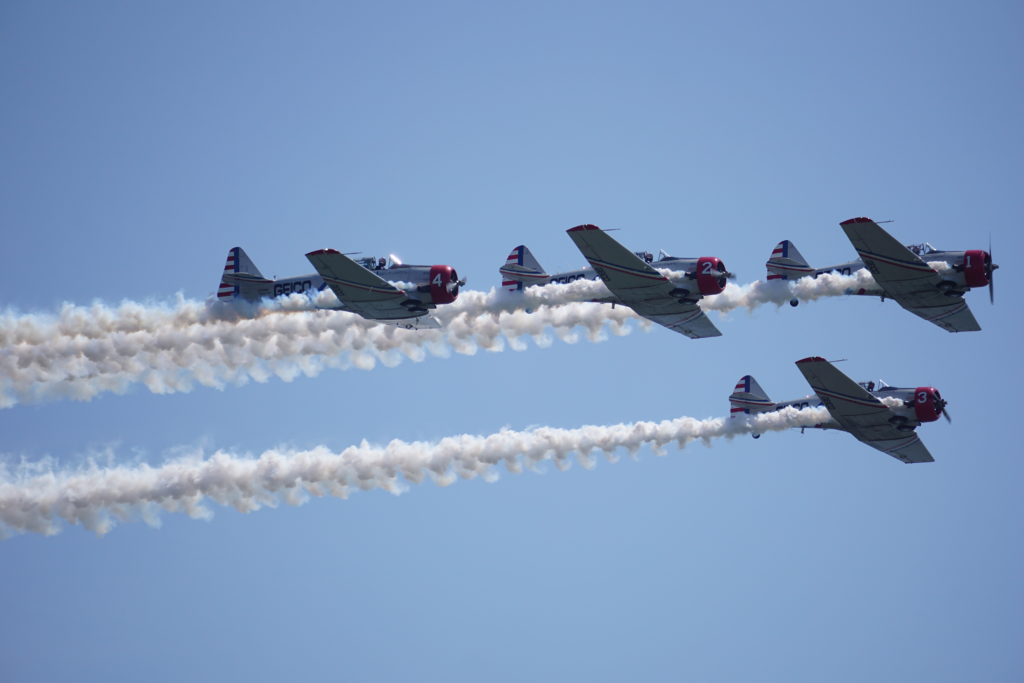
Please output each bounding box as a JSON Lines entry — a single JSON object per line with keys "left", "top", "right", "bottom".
{"left": 897, "top": 298, "right": 980, "bottom": 333}
{"left": 642, "top": 311, "right": 723, "bottom": 339}
{"left": 840, "top": 217, "right": 980, "bottom": 332}
{"left": 566, "top": 225, "right": 721, "bottom": 339}
{"left": 859, "top": 434, "right": 934, "bottom": 464}
{"left": 305, "top": 249, "right": 428, "bottom": 322}
{"left": 795, "top": 356, "right": 934, "bottom": 463}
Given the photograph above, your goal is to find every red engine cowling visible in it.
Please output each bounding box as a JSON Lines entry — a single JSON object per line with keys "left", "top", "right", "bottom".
{"left": 962, "top": 250, "right": 990, "bottom": 288}
{"left": 695, "top": 257, "right": 729, "bottom": 295}
{"left": 428, "top": 265, "right": 459, "bottom": 304}
{"left": 913, "top": 387, "right": 943, "bottom": 423}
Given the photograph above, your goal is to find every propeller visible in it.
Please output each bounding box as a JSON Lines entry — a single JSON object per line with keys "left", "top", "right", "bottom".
{"left": 935, "top": 393, "right": 952, "bottom": 423}
{"left": 717, "top": 263, "right": 735, "bottom": 288}
{"left": 986, "top": 236, "right": 998, "bottom": 304}
{"left": 447, "top": 269, "right": 465, "bottom": 296}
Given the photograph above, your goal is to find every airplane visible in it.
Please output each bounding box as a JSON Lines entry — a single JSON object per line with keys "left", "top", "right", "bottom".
{"left": 728, "top": 356, "right": 950, "bottom": 463}
{"left": 766, "top": 217, "right": 997, "bottom": 332}
{"left": 499, "top": 225, "right": 733, "bottom": 338}
{"left": 216, "top": 246, "right": 464, "bottom": 329}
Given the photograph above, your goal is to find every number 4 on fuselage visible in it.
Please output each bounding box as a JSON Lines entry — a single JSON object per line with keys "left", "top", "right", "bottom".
{"left": 215, "top": 246, "right": 464, "bottom": 329}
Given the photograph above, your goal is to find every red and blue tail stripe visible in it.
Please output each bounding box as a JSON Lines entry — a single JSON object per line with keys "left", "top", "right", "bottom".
{"left": 506, "top": 246, "right": 524, "bottom": 267}
{"left": 218, "top": 247, "right": 240, "bottom": 299}
{"left": 502, "top": 247, "right": 524, "bottom": 290}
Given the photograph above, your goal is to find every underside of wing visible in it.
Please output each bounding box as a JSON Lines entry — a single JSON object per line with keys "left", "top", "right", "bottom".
{"left": 306, "top": 249, "right": 424, "bottom": 321}
{"left": 642, "top": 309, "right": 722, "bottom": 339}
{"left": 899, "top": 297, "right": 981, "bottom": 333}
{"left": 859, "top": 433, "right": 935, "bottom": 463}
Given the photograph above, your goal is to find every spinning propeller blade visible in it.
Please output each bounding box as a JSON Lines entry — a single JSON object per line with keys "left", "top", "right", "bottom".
{"left": 987, "top": 236, "right": 997, "bottom": 304}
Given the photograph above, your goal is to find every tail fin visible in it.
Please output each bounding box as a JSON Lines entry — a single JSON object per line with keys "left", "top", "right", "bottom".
{"left": 729, "top": 375, "right": 775, "bottom": 415}
{"left": 766, "top": 240, "right": 813, "bottom": 280}
{"left": 217, "top": 247, "right": 271, "bottom": 301}
{"left": 499, "top": 245, "right": 549, "bottom": 292}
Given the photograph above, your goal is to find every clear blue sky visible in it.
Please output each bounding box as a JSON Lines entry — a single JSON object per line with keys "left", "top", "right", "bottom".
{"left": 2, "top": 2, "right": 1022, "bottom": 681}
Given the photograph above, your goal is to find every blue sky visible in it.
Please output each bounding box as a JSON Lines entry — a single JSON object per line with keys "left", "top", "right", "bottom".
{"left": 2, "top": 2, "right": 1022, "bottom": 681}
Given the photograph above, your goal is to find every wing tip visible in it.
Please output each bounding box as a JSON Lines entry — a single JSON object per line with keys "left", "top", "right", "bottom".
{"left": 840, "top": 217, "right": 873, "bottom": 226}
{"left": 567, "top": 224, "right": 601, "bottom": 233}
{"left": 796, "top": 356, "right": 827, "bottom": 364}
{"left": 306, "top": 248, "right": 341, "bottom": 257}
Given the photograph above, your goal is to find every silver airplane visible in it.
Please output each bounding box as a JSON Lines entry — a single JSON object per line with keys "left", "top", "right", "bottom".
{"left": 729, "top": 356, "right": 950, "bottom": 463}
{"left": 766, "top": 217, "right": 997, "bottom": 332}
{"left": 499, "top": 225, "right": 733, "bottom": 338}
{"left": 215, "top": 246, "right": 464, "bottom": 329}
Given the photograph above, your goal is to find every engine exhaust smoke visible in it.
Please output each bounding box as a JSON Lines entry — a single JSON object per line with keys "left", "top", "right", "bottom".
{"left": 0, "top": 406, "right": 829, "bottom": 537}
{"left": 0, "top": 269, "right": 881, "bottom": 408}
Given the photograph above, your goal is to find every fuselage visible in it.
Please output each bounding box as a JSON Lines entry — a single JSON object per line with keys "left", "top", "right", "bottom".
{"left": 770, "top": 381, "right": 939, "bottom": 432}
{"left": 231, "top": 258, "right": 452, "bottom": 303}
{"left": 524, "top": 253, "right": 718, "bottom": 288}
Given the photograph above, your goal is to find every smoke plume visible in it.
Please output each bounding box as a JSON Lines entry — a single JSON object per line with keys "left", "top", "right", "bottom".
{"left": 1, "top": 270, "right": 879, "bottom": 408}
{"left": 0, "top": 406, "right": 829, "bottom": 537}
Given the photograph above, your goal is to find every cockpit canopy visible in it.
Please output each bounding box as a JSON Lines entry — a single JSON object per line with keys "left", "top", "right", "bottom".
{"left": 358, "top": 256, "right": 392, "bottom": 270}
{"left": 656, "top": 249, "right": 677, "bottom": 262}
{"left": 858, "top": 379, "right": 892, "bottom": 392}
{"left": 633, "top": 250, "right": 654, "bottom": 263}
{"left": 905, "top": 243, "right": 939, "bottom": 256}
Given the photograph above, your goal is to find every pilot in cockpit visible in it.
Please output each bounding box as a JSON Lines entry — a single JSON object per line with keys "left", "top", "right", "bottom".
{"left": 378, "top": 257, "right": 387, "bottom": 270}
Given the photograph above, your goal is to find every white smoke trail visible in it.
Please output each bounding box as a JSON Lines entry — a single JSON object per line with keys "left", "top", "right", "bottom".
{"left": 0, "top": 406, "right": 829, "bottom": 537}
{"left": 0, "top": 269, "right": 884, "bottom": 408}
{"left": 699, "top": 260, "right": 951, "bottom": 313}
{"left": 700, "top": 269, "right": 880, "bottom": 313}
{"left": 0, "top": 281, "right": 638, "bottom": 408}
